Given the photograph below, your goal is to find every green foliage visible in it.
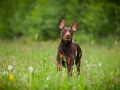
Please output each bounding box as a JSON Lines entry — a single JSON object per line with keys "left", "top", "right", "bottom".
{"left": 83, "top": 1, "right": 120, "bottom": 37}
{"left": 0, "top": 0, "right": 120, "bottom": 40}
{"left": 0, "top": 41, "right": 120, "bottom": 89}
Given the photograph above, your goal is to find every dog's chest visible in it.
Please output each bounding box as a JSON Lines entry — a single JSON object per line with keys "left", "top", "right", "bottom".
{"left": 60, "top": 43, "right": 76, "bottom": 57}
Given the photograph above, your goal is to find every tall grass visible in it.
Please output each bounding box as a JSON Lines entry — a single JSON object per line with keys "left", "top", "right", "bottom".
{"left": 0, "top": 40, "right": 120, "bottom": 90}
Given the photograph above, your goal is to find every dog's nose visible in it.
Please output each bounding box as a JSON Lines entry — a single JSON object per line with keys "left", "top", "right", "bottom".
{"left": 67, "top": 34, "right": 70, "bottom": 37}
{"left": 66, "top": 32, "right": 70, "bottom": 37}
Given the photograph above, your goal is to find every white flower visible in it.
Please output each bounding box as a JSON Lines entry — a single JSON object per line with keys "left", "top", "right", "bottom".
{"left": 35, "top": 33, "right": 38, "bottom": 40}
{"left": 86, "top": 64, "right": 89, "bottom": 67}
{"left": 85, "top": 60, "right": 88, "bottom": 63}
{"left": 28, "top": 66, "right": 33, "bottom": 72}
{"left": 98, "top": 63, "right": 102, "bottom": 66}
{"left": 47, "top": 76, "right": 50, "bottom": 80}
{"left": 8, "top": 65, "right": 13, "bottom": 70}
{"left": 3, "top": 71, "right": 8, "bottom": 75}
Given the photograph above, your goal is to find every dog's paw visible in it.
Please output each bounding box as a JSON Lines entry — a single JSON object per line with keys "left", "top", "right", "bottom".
{"left": 57, "top": 63, "right": 62, "bottom": 70}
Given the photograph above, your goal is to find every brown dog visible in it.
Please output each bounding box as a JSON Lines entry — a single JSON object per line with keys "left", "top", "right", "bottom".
{"left": 56, "top": 18, "right": 82, "bottom": 77}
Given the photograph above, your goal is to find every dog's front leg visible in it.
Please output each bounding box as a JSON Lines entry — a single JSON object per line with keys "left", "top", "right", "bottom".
{"left": 66, "top": 56, "right": 74, "bottom": 77}
{"left": 56, "top": 52, "right": 63, "bottom": 71}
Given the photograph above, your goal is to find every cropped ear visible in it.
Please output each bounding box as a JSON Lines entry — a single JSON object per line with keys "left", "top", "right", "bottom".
{"left": 59, "top": 17, "right": 66, "bottom": 30}
{"left": 71, "top": 20, "right": 77, "bottom": 31}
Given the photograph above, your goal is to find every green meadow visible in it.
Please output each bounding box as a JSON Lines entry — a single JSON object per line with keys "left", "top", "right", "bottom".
{"left": 0, "top": 40, "right": 120, "bottom": 90}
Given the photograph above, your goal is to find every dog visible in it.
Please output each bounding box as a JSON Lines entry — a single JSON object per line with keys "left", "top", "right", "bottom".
{"left": 56, "top": 18, "right": 82, "bottom": 77}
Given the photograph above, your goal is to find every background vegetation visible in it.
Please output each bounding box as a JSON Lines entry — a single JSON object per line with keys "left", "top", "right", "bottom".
{"left": 0, "top": 41, "right": 120, "bottom": 90}
{"left": 0, "top": 0, "right": 120, "bottom": 90}
{"left": 0, "top": 0, "right": 120, "bottom": 42}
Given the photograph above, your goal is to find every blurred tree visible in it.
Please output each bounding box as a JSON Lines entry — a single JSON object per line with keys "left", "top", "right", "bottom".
{"left": 0, "top": 0, "right": 120, "bottom": 40}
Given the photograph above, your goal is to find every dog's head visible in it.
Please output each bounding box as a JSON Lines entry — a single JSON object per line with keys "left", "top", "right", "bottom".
{"left": 59, "top": 18, "right": 77, "bottom": 42}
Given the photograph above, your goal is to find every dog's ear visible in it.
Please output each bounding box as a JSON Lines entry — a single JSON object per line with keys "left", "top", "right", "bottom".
{"left": 59, "top": 18, "right": 66, "bottom": 30}
{"left": 71, "top": 20, "right": 77, "bottom": 31}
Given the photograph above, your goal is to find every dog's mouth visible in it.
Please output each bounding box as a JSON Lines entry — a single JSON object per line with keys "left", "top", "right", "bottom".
{"left": 63, "top": 38, "right": 71, "bottom": 41}
{"left": 62, "top": 35, "right": 72, "bottom": 41}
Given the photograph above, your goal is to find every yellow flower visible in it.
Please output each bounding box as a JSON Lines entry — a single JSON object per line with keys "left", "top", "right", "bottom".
{"left": 114, "top": 41, "right": 118, "bottom": 45}
{"left": 9, "top": 74, "right": 14, "bottom": 80}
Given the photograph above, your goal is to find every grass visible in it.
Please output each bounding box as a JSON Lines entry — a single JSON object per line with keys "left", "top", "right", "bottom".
{"left": 0, "top": 40, "right": 120, "bottom": 90}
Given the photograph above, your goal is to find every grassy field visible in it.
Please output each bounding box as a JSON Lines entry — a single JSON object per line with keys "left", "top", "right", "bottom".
{"left": 0, "top": 40, "right": 120, "bottom": 90}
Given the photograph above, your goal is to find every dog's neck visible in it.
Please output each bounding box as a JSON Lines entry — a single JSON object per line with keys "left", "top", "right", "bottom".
{"left": 60, "top": 39, "right": 73, "bottom": 56}
{"left": 61, "top": 39, "right": 72, "bottom": 46}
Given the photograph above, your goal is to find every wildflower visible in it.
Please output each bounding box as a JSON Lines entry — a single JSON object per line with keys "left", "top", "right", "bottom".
{"left": 114, "top": 41, "right": 118, "bottom": 45}
{"left": 85, "top": 60, "right": 88, "bottom": 63}
{"left": 47, "top": 76, "right": 50, "bottom": 80}
{"left": 86, "top": 64, "right": 89, "bottom": 67}
{"left": 8, "top": 65, "right": 13, "bottom": 71}
{"left": 3, "top": 71, "right": 8, "bottom": 75}
{"left": 28, "top": 66, "right": 33, "bottom": 72}
{"left": 98, "top": 63, "right": 102, "bottom": 66}
{"left": 9, "top": 74, "right": 14, "bottom": 80}
{"left": 35, "top": 33, "right": 38, "bottom": 40}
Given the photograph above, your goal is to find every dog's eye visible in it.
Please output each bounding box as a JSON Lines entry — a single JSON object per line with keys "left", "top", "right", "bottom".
{"left": 70, "top": 30, "right": 72, "bottom": 33}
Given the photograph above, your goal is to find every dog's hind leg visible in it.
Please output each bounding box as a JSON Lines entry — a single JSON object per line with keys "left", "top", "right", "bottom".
{"left": 75, "top": 45, "right": 82, "bottom": 75}
{"left": 75, "top": 55, "right": 81, "bottom": 75}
